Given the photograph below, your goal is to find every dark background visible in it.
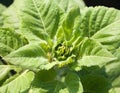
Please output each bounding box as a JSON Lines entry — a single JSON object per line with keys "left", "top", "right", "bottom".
{"left": 84, "top": 0, "right": 120, "bottom": 9}
{"left": 0, "top": 0, "right": 120, "bottom": 9}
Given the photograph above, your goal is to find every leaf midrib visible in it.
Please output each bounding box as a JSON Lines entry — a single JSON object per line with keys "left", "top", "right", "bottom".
{"left": 32, "top": 0, "right": 47, "bottom": 33}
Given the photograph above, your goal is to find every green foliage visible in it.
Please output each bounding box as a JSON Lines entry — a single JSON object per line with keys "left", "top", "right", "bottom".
{"left": 0, "top": 0, "right": 120, "bottom": 93}
{"left": 0, "top": 4, "right": 6, "bottom": 26}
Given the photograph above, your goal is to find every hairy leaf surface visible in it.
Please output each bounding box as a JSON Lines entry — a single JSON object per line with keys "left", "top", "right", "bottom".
{"left": 0, "top": 70, "right": 34, "bottom": 93}
{"left": 0, "top": 4, "right": 6, "bottom": 26}
{"left": 0, "top": 28, "right": 28, "bottom": 56}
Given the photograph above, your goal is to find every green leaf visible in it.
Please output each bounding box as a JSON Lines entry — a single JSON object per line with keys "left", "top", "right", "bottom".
{"left": 37, "top": 81, "right": 65, "bottom": 93}
{"left": 0, "top": 65, "right": 13, "bottom": 86}
{"left": 80, "top": 74, "right": 110, "bottom": 93}
{"left": 92, "top": 20, "right": 120, "bottom": 51}
{"left": 2, "top": 4, "right": 20, "bottom": 30}
{"left": 0, "top": 43, "right": 13, "bottom": 57}
{"left": 0, "top": 65, "right": 10, "bottom": 81}
{"left": 2, "top": 0, "right": 29, "bottom": 31}
{"left": 0, "top": 70, "right": 34, "bottom": 93}
{"left": 79, "top": 6, "right": 120, "bottom": 37}
{"left": 109, "top": 88, "right": 120, "bottom": 93}
{"left": 0, "top": 4, "right": 6, "bottom": 26}
{"left": 112, "top": 75, "right": 120, "bottom": 87}
{"left": 29, "top": 87, "right": 48, "bottom": 93}
{"left": 4, "top": 44, "right": 57, "bottom": 71}
{"left": 65, "top": 72, "right": 83, "bottom": 93}
{"left": 113, "top": 88, "right": 120, "bottom": 93}
{"left": 36, "top": 69, "right": 57, "bottom": 82}
{"left": 0, "top": 65, "right": 21, "bottom": 83}
{"left": 54, "top": 0, "right": 86, "bottom": 12}
{"left": 77, "top": 66, "right": 111, "bottom": 93}
{"left": 30, "top": 71, "right": 83, "bottom": 93}
{"left": 109, "top": 88, "right": 116, "bottom": 93}
{"left": 30, "top": 71, "right": 65, "bottom": 93}
{"left": 72, "top": 38, "right": 116, "bottom": 71}
{"left": 78, "top": 6, "right": 120, "bottom": 51}
{"left": 114, "top": 47, "right": 120, "bottom": 59}
{"left": 0, "top": 28, "right": 28, "bottom": 56}
{"left": 104, "top": 49, "right": 120, "bottom": 87}
{"left": 16, "top": 0, "right": 61, "bottom": 43}
{"left": 59, "top": 7, "right": 81, "bottom": 41}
